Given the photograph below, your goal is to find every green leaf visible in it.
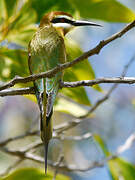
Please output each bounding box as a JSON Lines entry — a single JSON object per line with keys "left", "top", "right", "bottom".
{"left": 0, "top": 1, "right": 37, "bottom": 46}
{"left": 65, "top": 38, "right": 101, "bottom": 91}
{"left": 0, "top": 0, "right": 8, "bottom": 42}
{"left": 69, "top": 0, "right": 135, "bottom": 22}
{"left": 2, "top": 168, "right": 70, "bottom": 180}
{"left": 30, "top": 0, "right": 75, "bottom": 22}
{"left": 94, "top": 135, "right": 135, "bottom": 180}
{"left": 0, "top": 0, "right": 8, "bottom": 23}
{"left": 60, "top": 86, "right": 91, "bottom": 106}
{"left": 6, "top": 2, "right": 37, "bottom": 47}
{"left": 109, "top": 158, "right": 135, "bottom": 180}
{"left": 0, "top": 48, "right": 29, "bottom": 82}
{"left": 94, "top": 134, "right": 109, "bottom": 156}
{"left": 4, "top": 0, "right": 18, "bottom": 18}
{"left": 61, "top": 38, "right": 101, "bottom": 106}
{"left": 30, "top": 0, "right": 135, "bottom": 23}
{"left": 54, "top": 96, "right": 89, "bottom": 117}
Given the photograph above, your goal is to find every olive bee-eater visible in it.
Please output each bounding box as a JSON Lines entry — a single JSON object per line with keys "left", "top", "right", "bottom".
{"left": 28, "top": 11, "right": 101, "bottom": 173}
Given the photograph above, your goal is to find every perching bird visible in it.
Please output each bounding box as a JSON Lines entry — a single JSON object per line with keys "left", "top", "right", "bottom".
{"left": 28, "top": 11, "right": 101, "bottom": 174}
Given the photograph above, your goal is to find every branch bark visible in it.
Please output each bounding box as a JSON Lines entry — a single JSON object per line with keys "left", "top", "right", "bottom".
{"left": 0, "top": 87, "right": 34, "bottom": 97}
{"left": 61, "top": 77, "right": 135, "bottom": 88}
{"left": 1, "top": 77, "right": 135, "bottom": 97}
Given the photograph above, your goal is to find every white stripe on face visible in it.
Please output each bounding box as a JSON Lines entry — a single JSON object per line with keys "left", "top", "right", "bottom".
{"left": 52, "top": 22, "right": 73, "bottom": 29}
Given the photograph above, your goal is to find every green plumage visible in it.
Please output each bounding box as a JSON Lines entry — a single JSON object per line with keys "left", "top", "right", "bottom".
{"left": 28, "top": 24, "right": 66, "bottom": 173}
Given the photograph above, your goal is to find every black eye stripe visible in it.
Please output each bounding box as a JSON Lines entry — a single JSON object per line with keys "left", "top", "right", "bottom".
{"left": 51, "top": 17, "right": 73, "bottom": 24}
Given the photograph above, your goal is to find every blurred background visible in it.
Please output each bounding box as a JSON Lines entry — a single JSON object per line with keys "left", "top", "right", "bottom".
{"left": 0, "top": 0, "right": 135, "bottom": 180}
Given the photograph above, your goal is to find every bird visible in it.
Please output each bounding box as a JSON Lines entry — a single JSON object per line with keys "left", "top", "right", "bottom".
{"left": 28, "top": 11, "right": 101, "bottom": 174}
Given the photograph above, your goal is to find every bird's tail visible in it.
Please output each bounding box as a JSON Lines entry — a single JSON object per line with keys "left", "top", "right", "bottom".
{"left": 41, "top": 75, "right": 60, "bottom": 173}
{"left": 37, "top": 74, "right": 61, "bottom": 174}
{"left": 41, "top": 121, "right": 52, "bottom": 174}
{"left": 38, "top": 90, "right": 52, "bottom": 174}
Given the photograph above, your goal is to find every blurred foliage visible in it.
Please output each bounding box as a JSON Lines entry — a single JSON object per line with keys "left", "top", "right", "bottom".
{"left": 30, "top": 0, "right": 75, "bottom": 22}
{"left": 94, "top": 134, "right": 109, "bottom": 156}
{"left": 2, "top": 168, "right": 70, "bottom": 180}
{"left": 0, "top": 0, "right": 135, "bottom": 178}
{"left": 95, "top": 134, "right": 135, "bottom": 180}
{"left": 0, "top": 0, "right": 37, "bottom": 46}
{"left": 0, "top": 48, "right": 28, "bottom": 81}
{"left": 109, "top": 158, "right": 135, "bottom": 180}
{"left": 30, "top": 0, "right": 135, "bottom": 22}
{"left": 54, "top": 96, "right": 89, "bottom": 117}
{"left": 69, "top": 0, "right": 135, "bottom": 22}
{"left": 62, "top": 38, "right": 101, "bottom": 106}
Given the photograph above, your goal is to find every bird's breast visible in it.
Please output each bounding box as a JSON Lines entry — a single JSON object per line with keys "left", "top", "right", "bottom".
{"left": 30, "top": 25, "right": 64, "bottom": 56}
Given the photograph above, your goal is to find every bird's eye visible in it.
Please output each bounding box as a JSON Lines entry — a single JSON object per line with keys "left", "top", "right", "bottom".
{"left": 51, "top": 17, "right": 74, "bottom": 24}
{"left": 51, "top": 18, "right": 62, "bottom": 23}
{"left": 60, "top": 18, "right": 65, "bottom": 23}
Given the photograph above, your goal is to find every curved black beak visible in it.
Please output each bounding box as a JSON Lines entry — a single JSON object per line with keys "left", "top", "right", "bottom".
{"left": 72, "top": 20, "right": 102, "bottom": 27}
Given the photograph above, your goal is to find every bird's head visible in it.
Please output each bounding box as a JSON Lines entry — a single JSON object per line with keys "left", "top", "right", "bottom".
{"left": 40, "top": 11, "right": 101, "bottom": 36}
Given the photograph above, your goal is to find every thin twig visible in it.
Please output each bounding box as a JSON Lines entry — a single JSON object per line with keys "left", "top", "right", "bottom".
{"left": 117, "top": 133, "right": 135, "bottom": 154}
{"left": 0, "top": 87, "right": 34, "bottom": 96}
{"left": 0, "top": 130, "right": 39, "bottom": 147}
{"left": 0, "top": 132, "right": 92, "bottom": 149}
{"left": 1, "top": 133, "right": 135, "bottom": 172}
{"left": 53, "top": 155, "right": 64, "bottom": 180}
{"left": 61, "top": 77, "right": 135, "bottom": 88}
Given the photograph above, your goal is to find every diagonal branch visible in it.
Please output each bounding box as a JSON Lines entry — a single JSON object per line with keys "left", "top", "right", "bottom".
{"left": 0, "top": 20, "right": 135, "bottom": 92}
{"left": 0, "top": 130, "right": 39, "bottom": 147}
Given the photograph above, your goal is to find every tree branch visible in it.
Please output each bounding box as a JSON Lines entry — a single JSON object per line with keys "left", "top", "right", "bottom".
{"left": 61, "top": 77, "right": 135, "bottom": 88}
{"left": 0, "top": 130, "right": 39, "bottom": 147}
{"left": 0, "top": 20, "right": 135, "bottom": 92}
{"left": 0, "top": 87, "right": 34, "bottom": 97}
{"left": 1, "top": 76, "right": 135, "bottom": 97}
